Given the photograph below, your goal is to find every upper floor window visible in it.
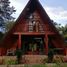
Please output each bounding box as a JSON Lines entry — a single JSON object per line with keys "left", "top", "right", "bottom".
{"left": 28, "top": 21, "right": 36, "bottom": 32}
{"left": 28, "top": 12, "right": 44, "bottom": 32}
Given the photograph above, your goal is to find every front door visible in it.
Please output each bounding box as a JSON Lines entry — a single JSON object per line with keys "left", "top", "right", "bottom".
{"left": 21, "top": 35, "right": 45, "bottom": 55}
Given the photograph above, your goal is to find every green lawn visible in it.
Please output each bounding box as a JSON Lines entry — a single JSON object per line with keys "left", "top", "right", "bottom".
{"left": 24, "top": 63, "right": 67, "bottom": 67}
{"left": 0, "top": 63, "right": 67, "bottom": 67}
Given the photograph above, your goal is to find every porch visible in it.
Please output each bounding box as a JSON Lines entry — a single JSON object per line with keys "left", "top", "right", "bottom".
{"left": 6, "top": 33, "right": 65, "bottom": 56}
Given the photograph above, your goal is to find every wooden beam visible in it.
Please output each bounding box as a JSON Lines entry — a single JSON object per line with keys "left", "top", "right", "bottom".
{"left": 18, "top": 34, "right": 21, "bottom": 49}
{"left": 45, "top": 35, "right": 48, "bottom": 55}
{"left": 13, "top": 32, "right": 56, "bottom": 35}
{"left": 64, "top": 48, "right": 67, "bottom": 55}
{"left": 0, "top": 48, "right": 1, "bottom": 56}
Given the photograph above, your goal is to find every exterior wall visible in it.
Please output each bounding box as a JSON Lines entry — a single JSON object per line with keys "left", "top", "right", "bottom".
{"left": 0, "top": 48, "right": 7, "bottom": 56}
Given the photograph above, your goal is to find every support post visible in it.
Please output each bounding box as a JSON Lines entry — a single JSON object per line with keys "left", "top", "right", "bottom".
{"left": 0, "top": 48, "right": 1, "bottom": 56}
{"left": 65, "top": 48, "right": 67, "bottom": 55}
{"left": 18, "top": 34, "right": 21, "bottom": 49}
{"left": 45, "top": 35, "right": 48, "bottom": 55}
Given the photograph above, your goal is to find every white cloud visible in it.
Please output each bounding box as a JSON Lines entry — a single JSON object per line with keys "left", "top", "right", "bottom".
{"left": 45, "top": 6, "right": 67, "bottom": 26}
{"left": 10, "top": 0, "right": 29, "bottom": 18}
{"left": 9, "top": 0, "right": 67, "bottom": 26}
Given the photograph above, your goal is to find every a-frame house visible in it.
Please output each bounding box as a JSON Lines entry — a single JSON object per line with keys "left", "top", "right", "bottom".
{"left": 0, "top": 0, "right": 66, "bottom": 56}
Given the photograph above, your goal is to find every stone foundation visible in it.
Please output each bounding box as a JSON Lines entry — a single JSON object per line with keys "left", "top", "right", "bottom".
{"left": 22, "top": 55, "right": 47, "bottom": 64}
{"left": 0, "top": 55, "right": 67, "bottom": 64}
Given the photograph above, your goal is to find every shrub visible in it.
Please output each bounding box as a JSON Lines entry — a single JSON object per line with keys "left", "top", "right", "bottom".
{"left": 15, "top": 49, "right": 22, "bottom": 64}
{"left": 48, "top": 49, "right": 54, "bottom": 63}
{"left": 42, "top": 58, "right": 48, "bottom": 64}
{"left": 7, "top": 60, "right": 18, "bottom": 65}
{"left": 53, "top": 55, "right": 64, "bottom": 64}
{"left": 3, "top": 59, "right": 18, "bottom": 65}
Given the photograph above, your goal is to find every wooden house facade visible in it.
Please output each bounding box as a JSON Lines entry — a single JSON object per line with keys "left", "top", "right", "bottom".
{"left": 0, "top": 0, "right": 66, "bottom": 56}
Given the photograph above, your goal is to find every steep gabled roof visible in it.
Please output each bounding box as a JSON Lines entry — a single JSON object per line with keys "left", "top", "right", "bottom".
{"left": 7, "top": 0, "right": 58, "bottom": 34}
{"left": 0, "top": 0, "right": 65, "bottom": 48}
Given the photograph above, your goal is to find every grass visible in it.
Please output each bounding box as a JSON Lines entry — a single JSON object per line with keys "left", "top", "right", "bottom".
{"left": 24, "top": 63, "right": 67, "bottom": 67}
{"left": 0, "top": 63, "right": 67, "bottom": 67}
{"left": 24, "top": 64, "right": 47, "bottom": 67}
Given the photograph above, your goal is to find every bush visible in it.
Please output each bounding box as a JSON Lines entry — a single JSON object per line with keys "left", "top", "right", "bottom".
{"left": 53, "top": 55, "right": 64, "bottom": 64}
{"left": 7, "top": 60, "right": 18, "bottom": 65}
{"left": 48, "top": 49, "right": 54, "bottom": 63}
{"left": 3, "top": 59, "right": 18, "bottom": 65}
{"left": 15, "top": 49, "right": 22, "bottom": 64}
{"left": 42, "top": 58, "right": 48, "bottom": 64}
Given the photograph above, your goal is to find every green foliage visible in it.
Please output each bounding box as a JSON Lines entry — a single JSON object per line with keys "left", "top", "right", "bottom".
{"left": 54, "top": 22, "right": 67, "bottom": 35}
{"left": 4, "top": 21, "right": 14, "bottom": 32}
{"left": 3, "top": 59, "right": 17, "bottom": 65}
{"left": 48, "top": 49, "right": 54, "bottom": 63}
{"left": 54, "top": 22, "right": 67, "bottom": 45}
{"left": 15, "top": 49, "right": 22, "bottom": 64}
{"left": 24, "top": 63, "right": 67, "bottom": 67}
{"left": 42, "top": 58, "right": 48, "bottom": 63}
{"left": 24, "top": 64, "right": 47, "bottom": 67}
{"left": 0, "top": 32, "right": 4, "bottom": 41}
{"left": 6, "top": 60, "right": 18, "bottom": 65}
{"left": 0, "top": 0, "right": 16, "bottom": 30}
{"left": 53, "top": 55, "right": 64, "bottom": 64}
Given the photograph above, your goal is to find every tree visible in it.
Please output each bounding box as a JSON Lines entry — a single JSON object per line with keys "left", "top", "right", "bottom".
{"left": 0, "top": 0, "right": 16, "bottom": 31}
{"left": 63, "top": 24, "right": 67, "bottom": 45}
{"left": 64, "top": 24, "right": 67, "bottom": 34}
{"left": 0, "top": 32, "right": 4, "bottom": 41}
{"left": 4, "top": 21, "right": 14, "bottom": 33}
{"left": 52, "top": 20, "right": 67, "bottom": 46}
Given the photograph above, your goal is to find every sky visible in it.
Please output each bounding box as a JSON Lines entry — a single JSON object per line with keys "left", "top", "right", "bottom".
{"left": 10, "top": 0, "right": 67, "bottom": 26}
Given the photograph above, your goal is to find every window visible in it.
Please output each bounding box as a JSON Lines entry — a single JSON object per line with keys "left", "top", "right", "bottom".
{"left": 28, "top": 21, "right": 34, "bottom": 32}
{"left": 39, "top": 23, "right": 44, "bottom": 32}
{"left": 28, "top": 12, "right": 44, "bottom": 32}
